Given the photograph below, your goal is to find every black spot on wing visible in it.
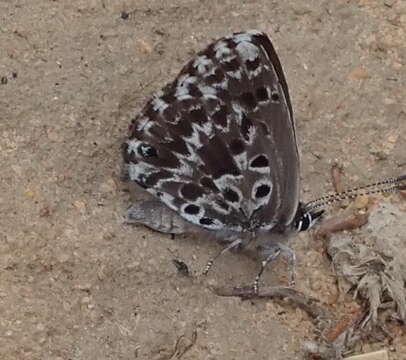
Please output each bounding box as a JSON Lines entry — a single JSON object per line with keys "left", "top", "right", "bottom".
{"left": 270, "top": 90, "right": 280, "bottom": 103}
{"left": 200, "top": 217, "right": 214, "bottom": 225}
{"left": 255, "top": 184, "right": 271, "bottom": 198}
{"left": 184, "top": 204, "right": 200, "bottom": 215}
{"left": 250, "top": 155, "right": 268, "bottom": 168}
{"left": 223, "top": 187, "right": 240, "bottom": 203}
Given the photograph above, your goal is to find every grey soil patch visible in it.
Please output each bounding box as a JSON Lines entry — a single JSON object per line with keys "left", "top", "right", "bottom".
{"left": 1, "top": 1, "right": 405, "bottom": 359}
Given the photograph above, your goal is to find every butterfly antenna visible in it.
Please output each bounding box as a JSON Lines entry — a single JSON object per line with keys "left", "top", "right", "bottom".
{"left": 304, "top": 174, "right": 406, "bottom": 211}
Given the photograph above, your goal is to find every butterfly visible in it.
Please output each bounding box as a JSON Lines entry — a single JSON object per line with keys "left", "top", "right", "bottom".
{"left": 122, "top": 30, "right": 406, "bottom": 290}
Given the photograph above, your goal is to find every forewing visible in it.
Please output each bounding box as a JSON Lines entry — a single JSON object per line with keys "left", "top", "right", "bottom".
{"left": 123, "top": 30, "right": 300, "bottom": 232}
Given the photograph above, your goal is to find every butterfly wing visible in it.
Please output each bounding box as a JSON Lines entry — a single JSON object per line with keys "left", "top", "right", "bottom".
{"left": 123, "top": 30, "right": 300, "bottom": 233}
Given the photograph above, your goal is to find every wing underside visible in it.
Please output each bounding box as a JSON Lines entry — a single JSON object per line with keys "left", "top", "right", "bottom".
{"left": 123, "top": 30, "right": 300, "bottom": 232}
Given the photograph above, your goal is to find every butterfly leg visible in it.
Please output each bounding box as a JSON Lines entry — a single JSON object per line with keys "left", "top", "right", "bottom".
{"left": 253, "top": 247, "right": 281, "bottom": 294}
{"left": 253, "top": 243, "right": 297, "bottom": 293}
{"left": 202, "top": 239, "right": 242, "bottom": 276}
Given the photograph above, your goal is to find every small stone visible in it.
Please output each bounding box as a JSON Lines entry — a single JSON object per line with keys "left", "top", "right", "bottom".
{"left": 99, "top": 178, "right": 117, "bottom": 194}
{"left": 74, "top": 200, "right": 86, "bottom": 211}
{"left": 77, "top": 283, "right": 91, "bottom": 291}
{"left": 383, "top": 98, "right": 395, "bottom": 105}
{"left": 384, "top": 0, "right": 396, "bottom": 7}
{"left": 392, "top": 62, "right": 402, "bottom": 70}
{"left": 387, "top": 135, "right": 397, "bottom": 143}
{"left": 136, "top": 39, "right": 153, "bottom": 54}
{"left": 39, "top": 206, "right": 51, "bottom": 217}
{"left": 120, "top": 11, "right": 129, "bottom": 20}
{"left": 127, "top": 261, "right": 140, "bottom": 270}
{"left": 57, "top": 253, "right": 70, "bottom": 263}
{"left": 349, "top": 67, "right": 369, "bottom": 80}
{"left": 24, "top": 188, "right": 35, "bottom": 199}
{"left": 81, "top": 296, "right": 91, "bottom": 304}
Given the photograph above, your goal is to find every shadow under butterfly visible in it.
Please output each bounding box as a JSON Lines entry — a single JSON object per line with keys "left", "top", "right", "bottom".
{"left": 122, "top": 30, "right": 406, "bottom": 292}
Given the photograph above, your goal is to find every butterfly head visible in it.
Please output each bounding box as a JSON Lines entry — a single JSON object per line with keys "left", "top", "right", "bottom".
{"left": 293, "top": 174, "right": 406, "bottom": 232}
{"left": 293, "top": 203, "right": 324, "bottom": 232}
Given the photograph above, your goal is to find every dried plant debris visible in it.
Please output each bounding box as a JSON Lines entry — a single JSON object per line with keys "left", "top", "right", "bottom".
{"left": 317, "top": 209, "right": 369, "bottom": 237}
{"left": 327, "top": 200, "right": 406, "bottom": 325}
{"left": 214, "top": 285, "right": 330, "bottom": 322}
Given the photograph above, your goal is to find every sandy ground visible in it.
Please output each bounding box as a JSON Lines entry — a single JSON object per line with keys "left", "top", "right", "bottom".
{"left": 1, "top": 1, "right": 405, "bottom": 359}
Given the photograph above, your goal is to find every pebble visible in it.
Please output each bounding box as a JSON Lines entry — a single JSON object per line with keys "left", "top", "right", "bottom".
{"left": 349, "top": 67, "right": 369, "bottom": 79}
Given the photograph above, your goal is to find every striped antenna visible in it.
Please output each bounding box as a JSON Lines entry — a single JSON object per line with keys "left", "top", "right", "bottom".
{"left": 304, "top": 174, "right": 406, "bottom": 211}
